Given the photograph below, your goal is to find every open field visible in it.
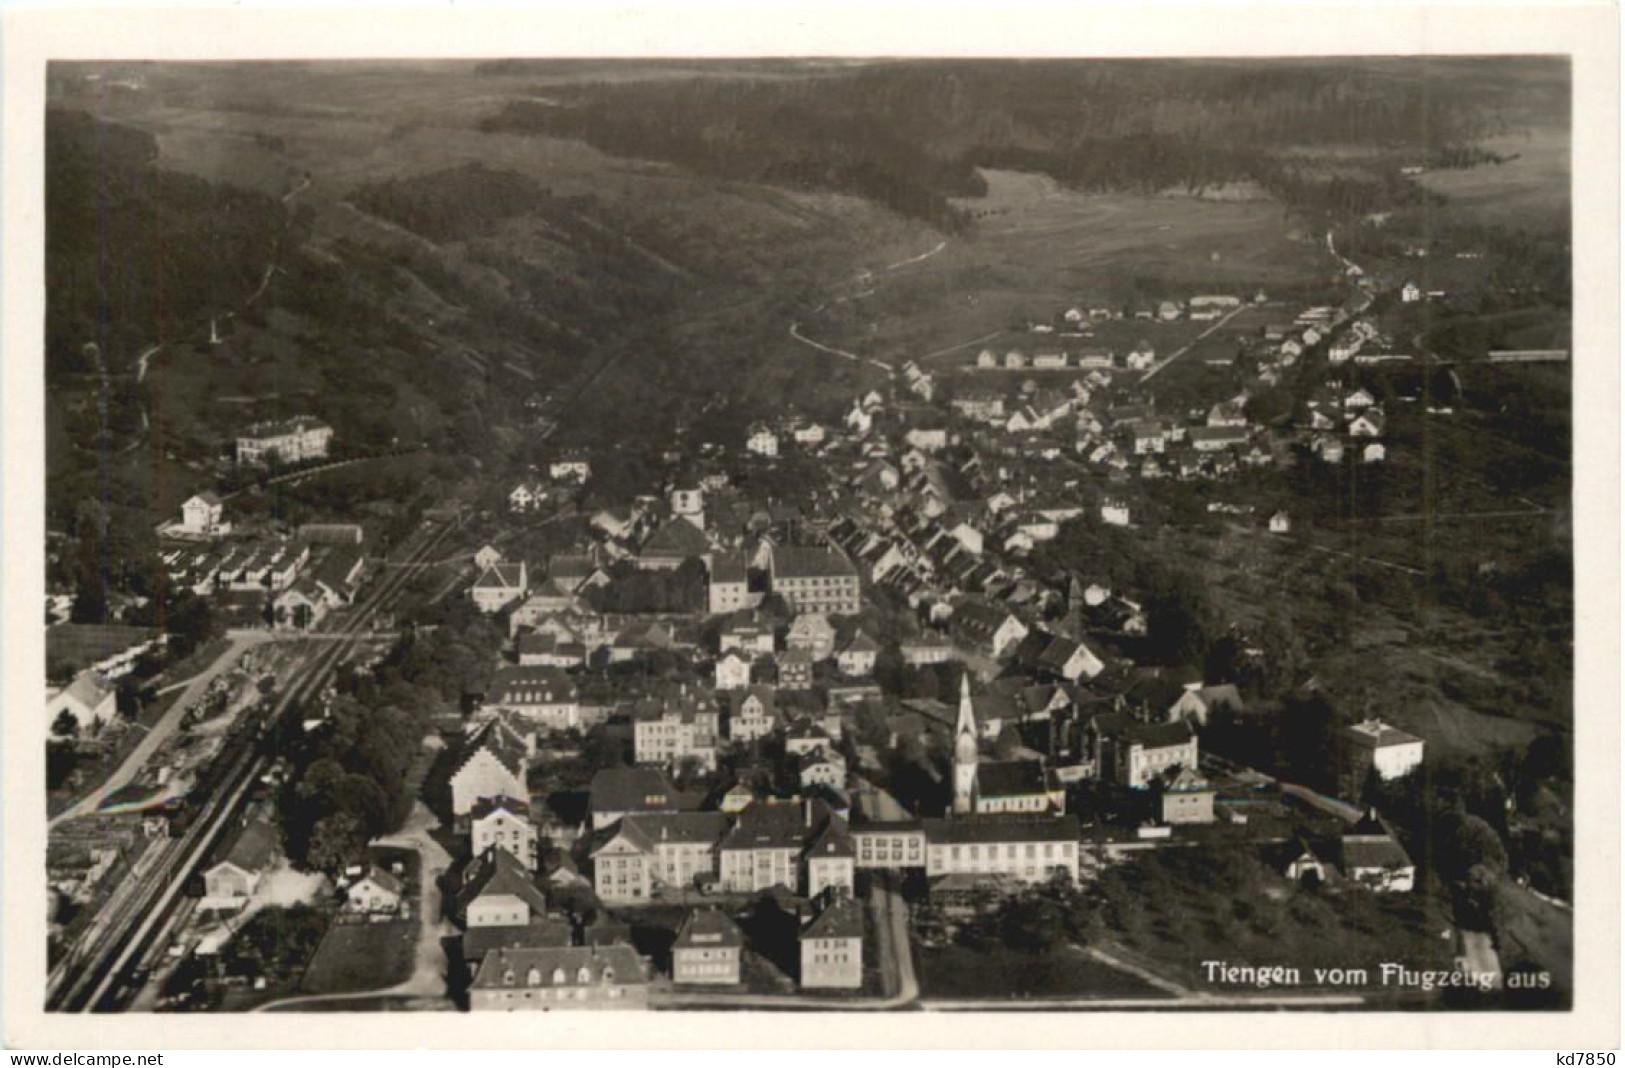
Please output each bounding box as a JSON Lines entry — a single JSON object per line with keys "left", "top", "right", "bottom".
{"left": 299, "top": 918, "right": 418, "bottom": 996}
{"left": 1418, "top": 131, "right": 1571, "bottom": 230}
{"left": 917, "top": 944, "right": 1170, "bottom": 1001}
{"left": 804, "top": 171, "right": 1335, "bottom": 369}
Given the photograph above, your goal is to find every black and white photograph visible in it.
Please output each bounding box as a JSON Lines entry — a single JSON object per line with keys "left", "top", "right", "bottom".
{"left": 3, "top": 1, "right": 1618, "bottom": 1052}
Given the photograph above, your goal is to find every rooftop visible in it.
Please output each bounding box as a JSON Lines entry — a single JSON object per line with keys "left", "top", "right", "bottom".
{"left": 673, "top": 908, "right": 745, "bottom": 951}
{"left": 771, "top": 545, "right": 857, "bottom": 581}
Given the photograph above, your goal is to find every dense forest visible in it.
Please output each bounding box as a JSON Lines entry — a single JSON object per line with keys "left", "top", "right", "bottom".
{"left": 348, "top": 162, "right": 568, "bottom": 244}
{"left": 479, "top": 58, "right": 1558, "bottom": 229}
{"left": 45, "top": 108, "right": 284, "bottom": 376}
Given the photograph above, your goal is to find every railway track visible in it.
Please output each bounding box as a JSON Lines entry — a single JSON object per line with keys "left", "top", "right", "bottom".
{"left": 47, "top": 518, "right": 456, "bottom": 1013}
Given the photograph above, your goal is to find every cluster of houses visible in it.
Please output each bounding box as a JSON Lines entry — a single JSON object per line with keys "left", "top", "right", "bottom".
{"left": 508, "top": 451, "right": 594, "bottom": 513}
{"left": 1075, "top": 397, "right": 1274, "bottom": 483}
{"left": 1303, "top": 384, "right": 1390, "bottom": 465}
{"left": 154, "top": 498, "right": 369, "bottom": 630}
{"left": 421, "top": 340, "right": 1440, "bottom": 1006}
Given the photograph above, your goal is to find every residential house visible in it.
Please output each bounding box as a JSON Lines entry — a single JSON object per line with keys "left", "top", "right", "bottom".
{"left": 516, "top": 631, "right": 588, "bottom": 670}
{"left": 707, "top": 554, "right": 753, "bottom": 615}
{"left": 787, "top": 613, "right": 837, "bottom": 661}
{"left": 455, "top": 845, "right": 550, "bottom": 928}
{"left": 714, "top": 651, "right": 753, "bottom": 691}
{"left": 508, "top": 484, "right": 543, "bottom": 514}
{"left": 1167, "top": 683, "right": 1245, "bottom": 727}
{"left": 631, "top": 689, "right": 720, "bottom": 772}
{"left": 591, "top": 506, "right": 640, "bottom": 544}
{"left": 472, "top": 796, "right": 539, "bottom": 871}
{"left": 720, "top": 620, "right": 776, "bottom": 658}
{"left": 1349, "top": 408, "right": 1386, "bottom": 438}
{"left": 547, "top": 552, "right": 609, "bottom": 594}
{"left": 345, "top": 867, "right": 405, "bottom": 914}
{"left": 800, "top": 896, "right": 864, "bottom": 990}
{"left": 549, "top": 452, "right": 593, "bottom": 483}
{"left": 725, "top": 686, "right": 778, "bottom": 744}
{"left": 1189, "top": 425, "right": 1250, "bottom": 453}
{"left": 1338, "top": 811, "right": 1416, "bottom": 892}
{"left": 672, "top": 909, "right": 744, "bottom": 985}
{"left": 777, "top": 648, "right": 815, "bottom": 690}
{"left": 1124, "top": 420, "right": 1168, "bottom": 456}
{"left": 803, "top": 816, "right": 857, "bottom": 899}
{"left": 1015, "top": 629, "right": 1105, "bottom": 682}
{"left": 471, "top": 562, "right": 529, "bottom": 614}
{"left": 836, "top": 631, "right": 880, "bottom": 677}
{"left": 1269, "top": 511, "right": 1291, "bottom": 534}
{"left": 799, "top": 749, "right": 848, "bottom": 791}
{"left": 746, "top": 423, "right": 780, "bottom": 458}
{"left": 201, "top": 819, "right": 278, "bottom": 903}
{"left": 487, "top": 666, "right": 582, "bottom": 732}
{"left": 273, "top": 579, "right": 329, "bottom": 631}
{"left": 905, "top": 427, "right": 949, "bottom": 453}
{"left": 718, "top": 799, "right": 833, "bottom": 894}
{"left": 950, "top": 600, "right": 1029, "bottom": 659}
{"left": 469, "top": 945, "right": 648, "bottom": 1011}
{"left": 48, "top": 670, "right": 116, "bottom": 735}
{"left": 1158, "top": 766, "right": 1216, "bottom": 824}
{"left": 179, "top": 492, "right": 227, "bottom": 536}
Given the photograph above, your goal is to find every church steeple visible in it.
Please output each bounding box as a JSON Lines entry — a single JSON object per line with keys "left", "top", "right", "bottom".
{"left": 953, "top": 673, "right": 978, "bottom": 815}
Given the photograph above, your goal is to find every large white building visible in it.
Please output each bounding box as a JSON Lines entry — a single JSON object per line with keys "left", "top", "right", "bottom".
{"left": 1343, "top": 718, "right": 1426, "bottom": 789}
{"left": 921, "top": 816, "right": 1081, "bottom": 883}
{"left": 450, "top": 719, "right": 532, "bottom": 817}
{"left": 235, "top": 415, "right": 333, "bottom": 465}
{"left": 591, "top": 813, "right": 731, "bottom": 904}
{"left": 769, "top": 545, "right": 861, "bottom": 616}
{"left": 630, "top": 688, "right": 720, "bottom": 772}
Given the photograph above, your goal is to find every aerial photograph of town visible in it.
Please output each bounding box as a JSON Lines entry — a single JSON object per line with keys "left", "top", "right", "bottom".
{"left": 40, "top": 56, "right": 1574, "bottom": 1017}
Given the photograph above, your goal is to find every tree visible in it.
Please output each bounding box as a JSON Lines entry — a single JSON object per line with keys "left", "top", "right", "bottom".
{"left": 1142, "top": 576, "right": 1218, "bottom": 668}
{"left": 306, "top": 813, "right": 369, "bottom": 874}
{"left": 47, "top": 740, "right": 79, "bottom": 790}
{"left": 1438, "top": 811, "right": 1508, "bottom": 883}
{"left": 116, "top": 676, "right": 144, "bottom": 721}
{"left": 1279, "top": 691, "right": 1341, "bottom": 792}
{"left": 51, "top": 709, "right": 80, "bottom": 740}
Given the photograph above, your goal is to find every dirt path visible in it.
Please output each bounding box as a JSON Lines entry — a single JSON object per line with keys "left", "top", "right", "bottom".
{"left": 1139, "top": 304, "right": 1247, "bottom": 382}
{"left": 789, "top": 321, "right": 894, "bottom": 375}
{"left": 917, "top": 329, "right": 1005, "bottom": 366}
{"left": 883, "top": 239, "right": 947, "bottom": 272}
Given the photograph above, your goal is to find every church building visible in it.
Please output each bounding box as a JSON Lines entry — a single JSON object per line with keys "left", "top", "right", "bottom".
{"left": 953, "top": 676, "right": 1063, "bottom": 816}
